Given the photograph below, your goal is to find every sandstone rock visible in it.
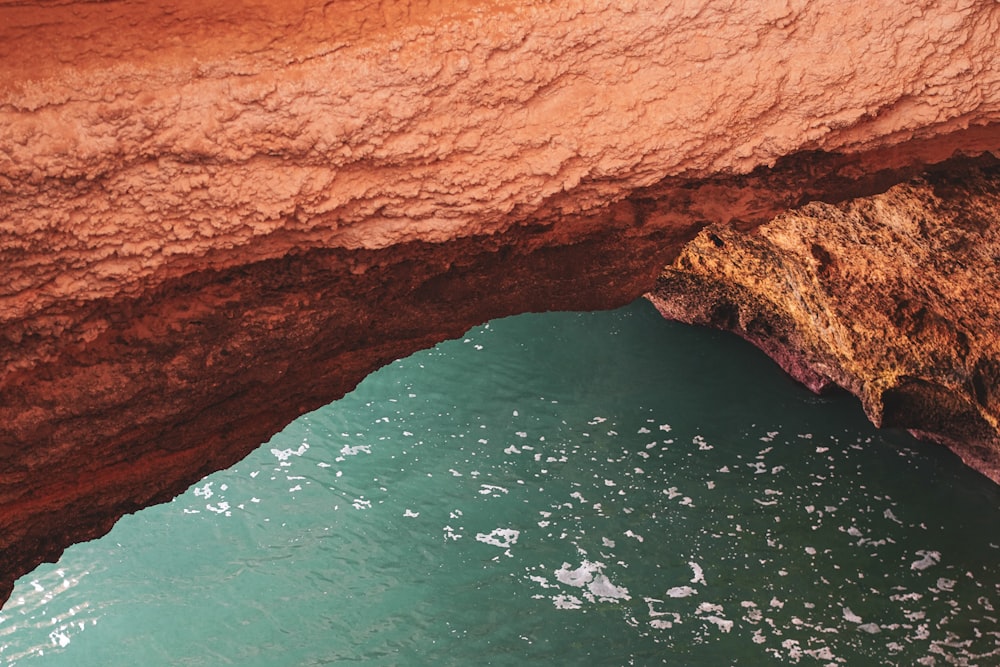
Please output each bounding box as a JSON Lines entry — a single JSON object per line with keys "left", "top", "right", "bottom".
{"left": 4, "top": 0, "right": 1000, "bottom": 330}
{"left": 648, "top": 163, "right": 1000, "bottom": 483}
{"left": 2, "top": 0, "right": 1000, "bottom": 604}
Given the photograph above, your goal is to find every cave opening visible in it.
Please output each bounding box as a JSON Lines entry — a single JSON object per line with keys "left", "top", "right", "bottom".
{"left": 3, "top": 300, "right": 998, "bottom": 665}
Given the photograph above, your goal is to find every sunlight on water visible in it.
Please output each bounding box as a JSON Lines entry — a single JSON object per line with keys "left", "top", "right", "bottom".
{"left": 3, "top": 300, "right": 999, "bottom": 665}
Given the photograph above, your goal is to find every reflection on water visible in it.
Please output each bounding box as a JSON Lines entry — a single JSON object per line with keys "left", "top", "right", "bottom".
{"left": 3, "top": 300, "right": 999, "bottom": 665}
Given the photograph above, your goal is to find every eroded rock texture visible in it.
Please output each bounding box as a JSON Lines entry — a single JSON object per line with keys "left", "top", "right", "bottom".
{"left": 2, "top": 0, "right": 1000, "bottom": 604}
{"left": 648, "top": 163, "right": 1000, "bottom": 483}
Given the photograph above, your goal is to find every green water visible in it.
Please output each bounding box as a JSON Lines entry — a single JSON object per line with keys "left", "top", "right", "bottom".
{"left": 3, "top": 300, "right": 999, "bottom": 666}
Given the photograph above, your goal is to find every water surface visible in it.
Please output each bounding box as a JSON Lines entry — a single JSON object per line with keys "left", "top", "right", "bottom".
{"left": 3, "top": 300, "right": 999, "bottom": 665}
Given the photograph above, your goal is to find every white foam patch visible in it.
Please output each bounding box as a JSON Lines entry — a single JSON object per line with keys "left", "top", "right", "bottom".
{"left": 695, "top": 602, "right": 732, "bottom": 632}
{"left": 553, "top": 594, "right": 583, "bottom": 610}
{"left": 272, "top": 443, "right": 310, "bottom": 461}
{"left": 936, "top": 578, "right": 956, "bottom": 592}
{"left": 689, "top": 562, "right": 705, "bottom": 585}
{"left": 666, "top": 586, "right": 698, "bottom": 598}
{"left": 476, "top": 528, "right": 520, "bottom": 549}
{"left": 645, "top": 598, "right": 683, "bottom": 629}
{"left": 555, "top": 561, "right": 600, "bottom": 587}
{"left": 782, "top": 638, "right": 803, "bottom": 660}
{"left": 588, "top": 574, "right": 630, "bottom": 601}
{"left": 806, "top": 647, "right": 838, "bottom": 661}
{"left": 206, "top": 502, "right": 230, "bottom": 515}
{"left": 703, "top": 615, "right": 733, "bottom": 632}
{"left": 843, "top": 607, "right": 863, "bottom": 624}
{"left": 910, "top": 550, "right": 941, "bottom": 571}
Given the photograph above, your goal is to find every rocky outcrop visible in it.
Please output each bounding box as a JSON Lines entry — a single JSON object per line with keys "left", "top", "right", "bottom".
{"left": 2, "top": 0, "right": 1000, "bottom": 604}
{"left": 648, "top": 163, "right": 1000, "bottom": 483}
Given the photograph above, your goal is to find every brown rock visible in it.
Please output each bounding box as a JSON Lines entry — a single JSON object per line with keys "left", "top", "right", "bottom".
{"left": 648, "top": 163, "right": 1000, "bottom": 483}
{"left": 2, "top": 0, "right": 1000, "bottom": 605}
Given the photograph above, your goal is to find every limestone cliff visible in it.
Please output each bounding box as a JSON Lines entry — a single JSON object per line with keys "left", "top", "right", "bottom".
{"left": 2, "top": 0, "right": 1000, "bottom": 605}
{"left": 648, "top": 163, "right": 1000, "bottom": 483}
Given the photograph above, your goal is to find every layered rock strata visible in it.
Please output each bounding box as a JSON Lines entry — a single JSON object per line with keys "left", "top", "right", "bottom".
{"left": 648, "top": 163, "right": 1000, "bottom": 483}
{"left": 2, "top": 0, "right": 1000, "bottom": 605}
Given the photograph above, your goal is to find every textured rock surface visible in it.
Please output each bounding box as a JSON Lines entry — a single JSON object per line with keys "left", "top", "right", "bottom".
{"left": 648, "top": 163, "right": 1000, "bottom": 483}
{"left": 2, "top": 0, "right": 1000, "bottom": 605}
{"left": 5, "top": 0, "right": 1000, "bottom": 330}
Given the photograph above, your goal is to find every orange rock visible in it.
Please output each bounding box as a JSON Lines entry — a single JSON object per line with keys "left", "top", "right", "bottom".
{"left": 4, "top": 0, "right": 1000, "bottom": 329}
{"left": 648, "top": 163, "right": 1000, "bottom": 483}
{"left": 2, "top": 0, "right": 1000, "bottom": 604}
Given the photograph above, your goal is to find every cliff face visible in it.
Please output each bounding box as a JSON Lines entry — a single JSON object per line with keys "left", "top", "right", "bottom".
{"left": 2, "top": 0, "right": 1000, "bottom": 605}
{"left": 648, "top": 163, "right": 1000, "bottom": 483}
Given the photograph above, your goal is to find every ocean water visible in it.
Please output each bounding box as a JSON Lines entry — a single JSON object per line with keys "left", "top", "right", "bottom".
{"left": 2, "top": 299, "right": 999, "bottom": 666}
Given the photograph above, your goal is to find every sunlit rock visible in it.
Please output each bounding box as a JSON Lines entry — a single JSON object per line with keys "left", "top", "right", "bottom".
{"left": 648, "top": 164, "right": 1000, "bottom": 482}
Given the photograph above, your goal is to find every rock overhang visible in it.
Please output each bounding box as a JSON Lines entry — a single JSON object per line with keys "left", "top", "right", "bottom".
{"left": 2, "top": 0, "right": 1000, "bottom": 605}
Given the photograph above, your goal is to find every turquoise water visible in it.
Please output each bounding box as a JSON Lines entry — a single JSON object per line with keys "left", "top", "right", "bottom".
{"left": 3, "top": 300, "right": 999, "bottom": 666}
